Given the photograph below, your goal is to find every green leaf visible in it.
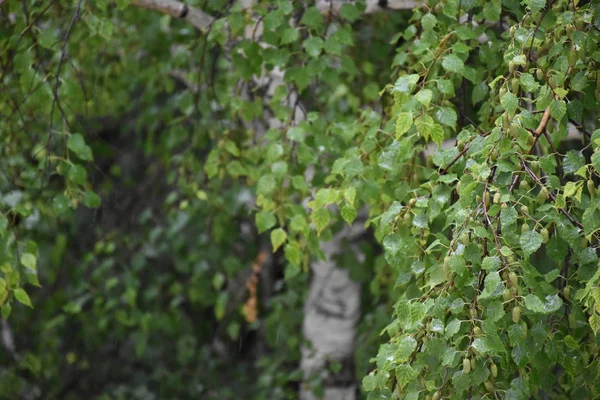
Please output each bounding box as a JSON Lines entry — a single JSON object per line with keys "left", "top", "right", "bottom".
{"left": 482, "top": 256, "right": 500, "bottom": 271}
{"left": 340, "top": 4, "right": 361, "bottom": 22}
{"left": 395, "top": 364, "right": 415, "bottom": 388}
{"left": 68, "top": 164, "right": 88, "bottom": 185}
{"left": 67, "top": 134, "right": 93, "bottom": 161}
{"left": 256, "top": 211, "right": 276, "bottom": 233}
{"left": 523, "top": 294, "right": 545, "bottom": 313}
{"left": 472, "top": 335, "right": 505, "bottom": 354}
{"left": 344, "top": 187, "right": 356, "bottom": 205}
{"left": 430, "top": 124, "right": 445, "bottom": 145}
{"left": 550, "top": 99, "right": 567, "bottom": 121}
{"left": 287, "top": 126, "right": 305, "bottom": 142}
{"left": 383, "top": 233, "right": 402, "bottom": 256}
{"left": 13, "top": 288, "right": 33, "bottom": 308}
{"left": 280, "top": 28, "right": 299, "bottom": 45}
{"left": 445, "top": 318, "right": 461, "bottom": 337}
{"left": 524, "top": 0, "right": 546, "bottom": 12}
{"left": 393, "top": 74, "right": 419, "bottom": 93}
{"left": 520, "top": 230, "right": 543, "bottom": 256}
{"left": 501, "top": 92, "right": 518, "bottom": 115}
{"left": 270, "top": 228, "right": 287, "bottom": 252}
{"left": 284, "top": 242, "right": 302, "bottom": 266}
{"left": 564, "top": 335, "right": 579, "bottom": 350}
{"left": 501, "top": 207, "right": 518, "bottom": 225}
{"left": 590, "top": 313, "right": 600, "bottom": 335}
{"left": 53, "top": 194, "right": 70, "bottom": 215}
{"left": 524, "top": 294, "right": 562, "bottom": 314}
{"left": 300, "top": 7, "right": 323, "bottom": 30}
{"left": 20, "top": 253, "right": 36, "bottom": 270}
{"left": 421, "top": 13, "right": 437, "bottom": 31}
{"left": 395, "top": 113, "right": 413, "bottom": 137}
{"left": 415, "top": 89, "right": 433, "bottom": 107}
{"left": 1, "top": 303, "right": 11, "bottom": 319}
{"left": 472, "top": 81, "right": 488, "bottom": 104}
{"left": 519, "top": 73, "right": 540, "bottom": 92}
{"left": 435, "top": 107, "right": 458, "bottom": 128}
{"left": 438, "top": 79, "right": 455, "bottom": 96}
{"left": 415, "top": 114, "right": 435, "bottom": 141}
{"left": 441, "top": 54, "right": 464, "bottom": 74}
{"left": 362, "top": 374, "right": 377, "bottom": 392}
{"left": 303, "top": 36, "right": 324, "bottom": 58}
{"left": 396, "top": 336, "right": 418, "bottom": 362}
{"left": 480, "top": 271, "right": 502, "bottom": 299}
{"left": 341, "top": 205, "right": 356, "bottom": 225}
{"left": 83, "top": 191, "right": 101, "bottom": 208}
{"left": 271, "top": 161, "right": 288, "bottom": 177}
{"left": 257, "top": 174, "right": 277, "bottom": 195}
{"left": 311, "top": 208, "right": 330, "bottom": 235}
{"left": 483, "top": 0, "right": 501, "bottom": 21}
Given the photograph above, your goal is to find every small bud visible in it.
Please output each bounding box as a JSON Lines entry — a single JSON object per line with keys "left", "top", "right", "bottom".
{"left": 541, "top": 228, "right": 549, "bottom": 243}
{"left": 470, "top": 307, "right": 478, "bottom": 320}
{"left": 502, "top": 113, "right": 510, "bottom": 129}
{"left": 536, "top": 68, "right": 544, "bottom": 80}
{"left": 490, "top": 363, "right": 498, "bottom": 378}
{"left": 493, "top": 192, "right": 501, "bottom": 204}
{"left": 537, "top": 187, "right": 549, "bottom": 204}
{"left": 484, "top": 380, "right": 494, "bottom": 392}
{"left": 463, "top": 357, "right": 471, "bottom": 373}
{"left": 512, "top": 306, "right": 521, "bottom": 323}
{"left": 512, "top": 78, "right": 520, "bottom": 94}
{"left": 587, "top": 180, "right": 596, "bottom": 197}
{"left": 509, "top": 272, "right": 519, "bottom": 287}
{"left": 569, "top": 313, "right": 576, "bottom": 329}
{"left": 460, "top": 232, "right": 470, "bottom": 246}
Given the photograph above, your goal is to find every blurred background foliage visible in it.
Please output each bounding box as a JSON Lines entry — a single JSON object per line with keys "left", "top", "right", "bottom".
{"left": 0, "top": 1, "right": 409, "bottom": 398}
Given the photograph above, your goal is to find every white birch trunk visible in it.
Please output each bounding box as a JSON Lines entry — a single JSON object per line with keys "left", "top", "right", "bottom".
{"left": 300, "top": 222, "right": 365, "bottom": 400}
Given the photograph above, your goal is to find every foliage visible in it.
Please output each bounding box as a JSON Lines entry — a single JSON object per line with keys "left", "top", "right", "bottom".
{"left": 355, "top": 1, "right": 600, "bottom": 399}
{"left": 1, "top": 0, "right": 600, "bottom": 399}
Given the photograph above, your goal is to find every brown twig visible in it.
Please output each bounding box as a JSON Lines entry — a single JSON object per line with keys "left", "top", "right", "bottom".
{"left": 519, "top": 158, "right": 583, "bottom": 229}
{"left": 439, "top": 146, "right": 469, "bottom": 175}
{"left": 534, "top": 107, "right": 551, "bottom": 136}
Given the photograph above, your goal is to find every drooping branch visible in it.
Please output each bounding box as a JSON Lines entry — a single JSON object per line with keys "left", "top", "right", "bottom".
{"left": 131, "top": 0, "right": 418, "bottom": 33}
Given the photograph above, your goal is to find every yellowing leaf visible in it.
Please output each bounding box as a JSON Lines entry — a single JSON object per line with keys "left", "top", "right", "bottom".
{"left": 270, "top": 228, "right": 287, "bottom": 252}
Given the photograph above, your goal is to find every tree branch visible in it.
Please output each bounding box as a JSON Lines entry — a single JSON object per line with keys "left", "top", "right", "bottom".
{"left": 316, "top": 0, "right": 418, "bottom": 13}
{"left": 131, "top": 0, "right": 418, "bottom": 33}
{"left": 131, "top": 0, "right": 214, "bottom": 31}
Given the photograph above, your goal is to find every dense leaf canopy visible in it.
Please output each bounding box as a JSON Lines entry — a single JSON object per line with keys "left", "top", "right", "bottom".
{"left": 1, "top": 0, "right": 600, "bottom": 399}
